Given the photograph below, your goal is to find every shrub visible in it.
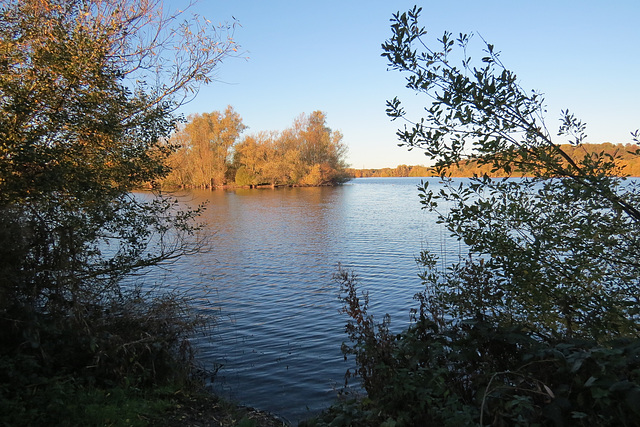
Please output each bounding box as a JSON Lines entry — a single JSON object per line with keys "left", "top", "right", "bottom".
{"left": 0, "top": 285, "right": 207, "bottom": 426}
{"left": 312, "top": 7, "right": 640, "bottom": 426}
{"left": 324, "top": 269, "right": 640, "bottom": 426}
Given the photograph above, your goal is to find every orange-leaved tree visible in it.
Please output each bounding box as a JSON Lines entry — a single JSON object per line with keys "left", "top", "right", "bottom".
{"left": 231, "top": 111, "right": 349, "bottom": 187}
{"left": 165, "top": 106, "right": 246, "bottom": 187}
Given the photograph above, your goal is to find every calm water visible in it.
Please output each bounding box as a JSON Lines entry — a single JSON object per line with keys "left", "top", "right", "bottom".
{"left": 154, "top": 177, "right": 462, "bottom": 424}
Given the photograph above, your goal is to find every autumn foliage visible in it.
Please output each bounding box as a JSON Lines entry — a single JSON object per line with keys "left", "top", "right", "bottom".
{"left": 443, "top": 142, "right": 640, "bottom": 178}
{"left": 164, "top": 106, "right": 247, "bottom": 188}
{"left": 164, "top": 109, "right": 350, "bottom": 188}
{"left": 348, "top": 143, "right": 640, "bottom": 178}
{"left": 348, "top": 164, "right": 431, "bottom": 178}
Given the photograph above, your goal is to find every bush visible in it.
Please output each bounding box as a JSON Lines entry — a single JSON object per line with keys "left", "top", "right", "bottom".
{"left": 235, "top": 165, "right": 259, "bottom": 187}
{"left": 310, "top": 7, "right": 640, "bottom": 426}
{"left": 0, "top": 286, "right": 206, "bottom": 426}
{"left": 0, "top": 1, "right": 233, "bottom": 422}
{"left": 319, "top": 270, "right": 640, "bottom": 427}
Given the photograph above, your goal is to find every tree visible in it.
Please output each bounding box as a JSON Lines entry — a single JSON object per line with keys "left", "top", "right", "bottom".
{"left": 381, "top": 6, "right": 640, "bottom": 339}
{"left": 298, "top": 111, "right": 349, "bottom": 184}
{"left": 0, "top": 0, "right": 238, "bottom": 395}
{"left": 229, "top": 111, "right": 349, "bottom": 187}
{"left": 282, "top": 111, "right": 348, "bottom": 186}
{"left": 165, "top": 106, "right": 246, "bottom": 187}
{"left": 325, "top": 7, "right": 640, "bottom": 426}
{"left": 232, "top": 131, "right": 278, "bottom": 186}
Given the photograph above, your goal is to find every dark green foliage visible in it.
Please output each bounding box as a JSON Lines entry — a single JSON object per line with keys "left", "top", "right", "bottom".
{"left": 380, "top": 6, "right": 640, "bottom": 342}
{"left": 316, "top": 6, "right": 640, "bottom": 426}
{"left": 0, "top": 380, "right": 172, "bottom": 427}
{"left": 0, "top": 286, "right": 204, "bottom": 426}
{"left": 0, "top": 0, "right": 201, "bottom": 335}
{"left": 417, "top": 177, "right": 640, "bottom": 341}
{"left": 382, "top": 6, "right": 640, "bottom": 220}
{"left": 322, "top": 271, "right": 640, "bottom": 426}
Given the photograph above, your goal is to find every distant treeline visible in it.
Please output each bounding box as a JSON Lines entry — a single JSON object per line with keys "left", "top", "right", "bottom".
{"left": 347, "top": 164, "right": 432, "bottom": 178}
{"left": 163, "top": 107, "right": 349, "bottom": 188}
{"left": 349, "top": 143, "right": 640, "bottom": 178}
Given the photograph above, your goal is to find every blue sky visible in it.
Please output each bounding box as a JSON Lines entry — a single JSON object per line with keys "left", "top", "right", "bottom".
{"left": 171, "top": 0, "right": 640, "bottom": 169}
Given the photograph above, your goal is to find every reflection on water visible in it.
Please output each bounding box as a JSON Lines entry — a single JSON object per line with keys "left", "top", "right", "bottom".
{"left": 155, "top": 178, "right": 460, "bottom": 424}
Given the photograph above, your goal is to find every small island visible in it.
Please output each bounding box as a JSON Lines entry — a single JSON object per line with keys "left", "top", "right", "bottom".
{"left": 162, "top": 108, "right": 350, "bottom": 189}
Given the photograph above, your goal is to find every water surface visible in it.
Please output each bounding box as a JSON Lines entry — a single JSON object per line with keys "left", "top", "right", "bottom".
{"left": 157, "top": 177, "right": 461, "bottom": 423}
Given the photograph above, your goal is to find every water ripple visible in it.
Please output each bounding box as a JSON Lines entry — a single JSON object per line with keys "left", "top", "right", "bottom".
{"left": 159, "top": 178, "right": 461, "bottom": 424}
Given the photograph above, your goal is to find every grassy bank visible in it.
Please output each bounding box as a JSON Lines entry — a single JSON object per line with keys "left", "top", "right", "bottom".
{"left": 0, "top": 373, "right": 288, "bottom": 427}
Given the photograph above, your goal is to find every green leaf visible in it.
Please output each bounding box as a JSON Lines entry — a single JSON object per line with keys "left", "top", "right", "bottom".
{"left": 584, "top": 376, "right": 597, "bottom": 387}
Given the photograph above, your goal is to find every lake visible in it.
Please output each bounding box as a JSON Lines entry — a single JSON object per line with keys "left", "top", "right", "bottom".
{"left": 154, "top": 177, "right": 463, "bottom": 424}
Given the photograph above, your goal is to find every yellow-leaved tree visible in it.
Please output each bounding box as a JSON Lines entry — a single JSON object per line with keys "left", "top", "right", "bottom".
{"left": 231, "top": 110, "right": 349, "bottom": 187}
{"left": 165, "top": 106, "right": 246, "bottom": 187}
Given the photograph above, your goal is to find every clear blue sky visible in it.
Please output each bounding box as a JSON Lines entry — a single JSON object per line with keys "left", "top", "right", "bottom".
{"left": 170, "top": 0, "right": 640, "bottom": 169}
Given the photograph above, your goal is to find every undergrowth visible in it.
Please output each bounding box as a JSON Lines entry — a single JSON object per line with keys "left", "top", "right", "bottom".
{"left": 302, "top": 269, "right": 640, "bottom": 427}
{"left": 0, "top": 286, "right": 213, "bottom": 426}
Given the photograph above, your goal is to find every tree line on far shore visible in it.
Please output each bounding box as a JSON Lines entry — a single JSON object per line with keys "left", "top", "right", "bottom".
{"left": 163, "top": 107, "right": 350, "bottom": 188}
{"left": 349, "top": 142, "right": 640, "bottom": 178}
{"left": 348, "top": 164, "right": 431, "bottom": 177}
